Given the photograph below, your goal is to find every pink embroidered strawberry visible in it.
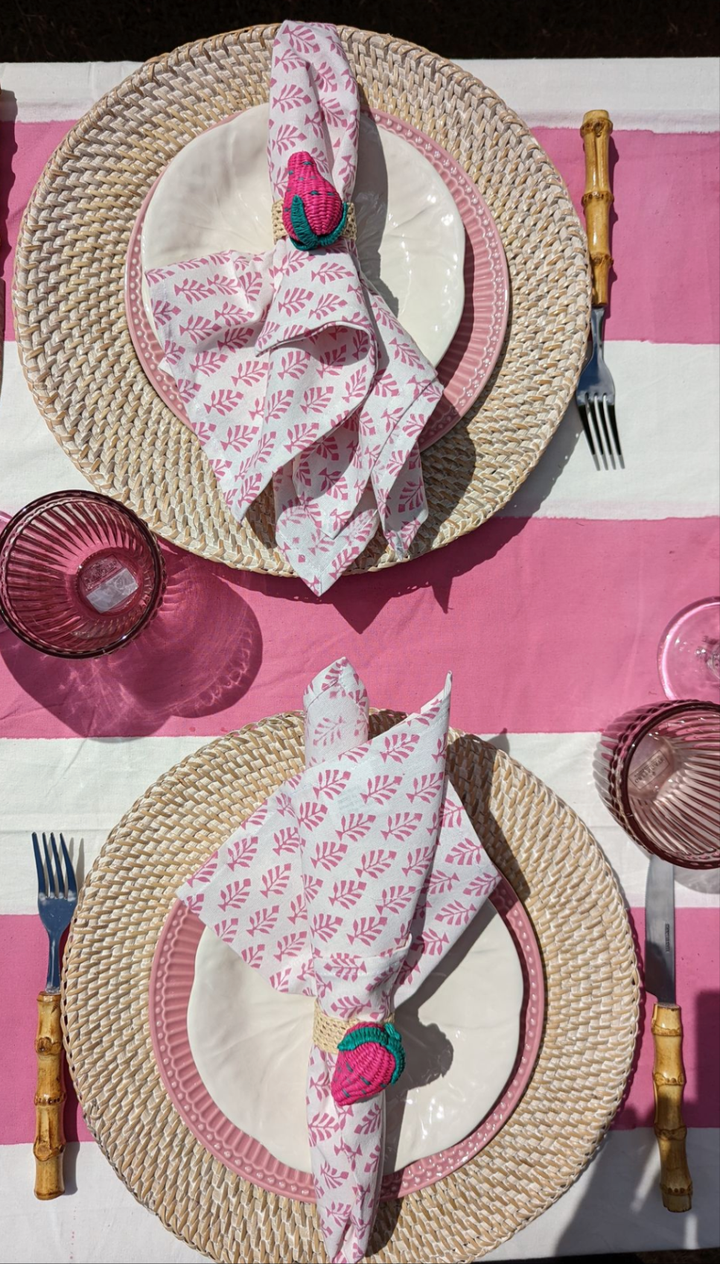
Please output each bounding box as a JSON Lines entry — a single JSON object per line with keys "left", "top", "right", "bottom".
{"left": 282, "top": 152, "right": 348, "bottom": 251}
{"left": 330, "top": 1022, "right": 405, "bottom": 1107}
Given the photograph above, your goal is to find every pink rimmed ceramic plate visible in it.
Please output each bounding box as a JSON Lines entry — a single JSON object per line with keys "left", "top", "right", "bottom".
{"left": 125, "top": 107, "right": 509, "bottom": 454}
{"left": 149, "top": 874, "right": 543, "bottom": 1201}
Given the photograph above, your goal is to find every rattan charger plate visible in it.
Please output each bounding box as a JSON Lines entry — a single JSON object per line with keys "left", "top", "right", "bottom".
{"left": 63, "top": 711, "right": 639, "bottom": 1263}
{"left": 14, "top": 25, "right": 590, "bottom": 579}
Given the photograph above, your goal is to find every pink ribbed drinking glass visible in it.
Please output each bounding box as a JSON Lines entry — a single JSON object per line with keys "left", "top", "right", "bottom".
{"left": 595, "top": 700, "right": 720, "bottom": 870}
{"left": 0, "top": 491, "right": 165, "bottom": 657}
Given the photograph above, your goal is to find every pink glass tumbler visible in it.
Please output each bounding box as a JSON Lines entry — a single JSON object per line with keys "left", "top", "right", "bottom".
{"left": 0, "top": 491, "right": 165, "bottom": 657}
{"left": 595, "top": 700, "right": 720, "bottom": 870}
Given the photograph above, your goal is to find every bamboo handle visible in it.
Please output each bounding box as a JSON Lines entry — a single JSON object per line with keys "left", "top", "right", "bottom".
{"left": 580, "top": 109, "right": 614, "bottom": 306}
{"left": 34, "top": 991, "right": 66, "bottom": 1199}
{"left": 652, "top": 1003, "right": 692, "bottom": 1212}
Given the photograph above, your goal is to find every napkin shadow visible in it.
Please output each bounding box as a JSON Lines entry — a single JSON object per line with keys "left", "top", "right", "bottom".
{"left": 0, "top": 543, "right": 263, "bottom": 736}
{"left": 355, "top": 102, "right": 397, "bottom": 316}
{"left": 249, "top": 397, "right": 586, "bottom": 637}
{"left": 382, "top": 902, "right": 500, "bottom": 1181}
{"left": 237, "top": 285, "right": 583, "bottom": 626}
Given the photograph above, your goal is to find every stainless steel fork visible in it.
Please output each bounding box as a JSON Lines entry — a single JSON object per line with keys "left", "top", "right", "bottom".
{"left": 576, "top": 109, "right": 624, "bottom": 469}
{"left": 32, "top": 832, "right": 77, "bottom": 1200}
{"left": 576, "top": 307, "right": 623, "bottom": 468}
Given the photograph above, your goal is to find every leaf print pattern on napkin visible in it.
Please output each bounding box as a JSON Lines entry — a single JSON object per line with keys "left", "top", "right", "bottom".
{"left": 144, "top": 19, "right": 443, "bottom": 595}
{"left": 177, "top": 655, "right": 500, "bottom": 1263}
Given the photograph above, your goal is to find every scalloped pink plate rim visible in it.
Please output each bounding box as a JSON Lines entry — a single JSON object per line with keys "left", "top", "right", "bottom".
{"left": 125, "top": 108, "right": 509, "bottom": 456}
{"left": 149, "top": 874, "right": 544, "bottom": 1203}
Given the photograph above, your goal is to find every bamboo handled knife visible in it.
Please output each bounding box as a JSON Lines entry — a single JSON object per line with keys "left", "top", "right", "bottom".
{"left": 645, "top": 854, "right": 692, "bottom": 1211}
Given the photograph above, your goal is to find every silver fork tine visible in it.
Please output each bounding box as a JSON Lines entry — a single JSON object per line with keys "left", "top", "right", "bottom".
{"left": 42, "top": 834, "right": 56, "bottom": 897}
{"left": 49, "top": 833, "right": 65, "bottom": 897}
{"left": 59, "top": 834, "right": 77, "bottom": 898}
{"left": 591, "top": 396, "right": 613, "bottom": 472}
{"left": 592, "top": 397, "right": 615, "bottom": 469}
{"left": 577, "top": 402, "right": 600, "bottom": 469}
{"left": 598, "top": 394, "right": 621, "bottom": 470}
{"left": 606, "top": 400, "right": 624, "bottom": 466}
{"left": 595, "top": 406, "right": 609, "bottom": 467}
{"left": 588, "top": 400, "right": 608, "bottom": 469}
{"left": 32, "top": 833, "right": 46, "bottom": 896}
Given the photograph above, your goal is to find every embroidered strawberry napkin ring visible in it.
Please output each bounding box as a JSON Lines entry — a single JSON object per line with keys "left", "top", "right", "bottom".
{"left": 272, "top": 152, "right": 357, "bottom": 249}
{"left": 312, "top": 1003, "right": 406, "bottom": 1105}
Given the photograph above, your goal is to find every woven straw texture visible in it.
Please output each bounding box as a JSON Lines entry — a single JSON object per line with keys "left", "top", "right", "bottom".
{"left": 13, "top": 24, "right": 590, "bottom": 578}
{"left": 62, "top": 711, "right": 639, "bottom": 1263}
{"left": 312, "top": 1003, "right": 392, "bottom": 1055}
{"left": 271, "top": 199, "right": 357, "bottom": 244}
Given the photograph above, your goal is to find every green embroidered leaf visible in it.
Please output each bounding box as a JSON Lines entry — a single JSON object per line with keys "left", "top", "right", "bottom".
{"left": 288, "top": 196, "right": 349, "bottom": 251}
{"left": 289, "top": 195, "right": 318, "bottom": 250}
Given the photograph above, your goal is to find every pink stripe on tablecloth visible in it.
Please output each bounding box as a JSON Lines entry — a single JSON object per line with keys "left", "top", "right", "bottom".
{"left": 535, "top": 127, "right": 720, "bottom": 345}
{"left": 0, "top": 519, "right": 717, "bottom": 740}
{"left": 1, "top": 122, "right": 719, "bottom": 344}
{"left": 1, "top": 907, "right": 717, "bottom": 1143}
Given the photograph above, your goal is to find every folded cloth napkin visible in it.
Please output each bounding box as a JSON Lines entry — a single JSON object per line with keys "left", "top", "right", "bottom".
{"left": 179, "top": 659, "right": 500, "bottom": 1263}
{"left": 145, "top": 21, "right": 443, "bottom": 596}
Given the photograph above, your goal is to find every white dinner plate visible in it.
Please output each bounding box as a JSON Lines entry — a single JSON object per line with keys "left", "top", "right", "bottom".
{"left": 141, "top": 103, "right": 466, "bottom": 367}
{"left": 187, "top": 900, "right": 523, "bottom": 1174}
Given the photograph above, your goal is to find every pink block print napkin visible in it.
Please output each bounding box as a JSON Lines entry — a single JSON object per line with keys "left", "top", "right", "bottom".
{"left": 178, "top": 659, "right": 500, "bottom": 1263}
{"left": 145, "top": 21, "right": 443, "bottom": 595}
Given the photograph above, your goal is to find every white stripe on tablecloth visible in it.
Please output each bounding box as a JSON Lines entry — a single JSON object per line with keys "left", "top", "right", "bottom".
{"left": 0, "top": 344, "right": 93, "bottom": 511}
{"left": 2, "top": 733, "right": 718, "bottom": 915}
{"left": 463, "top": 57, "right": 720, "bottom": 133}
{"left": 0, "top": 1143, "right": 202, "bottom": 1263}
{"left": 1, "top": 58, "right": 719, "bottom": 131}
{"left": 2, "top": 340, "right": 719, "bottom": 522}
{"left": 0, "top": 736, "right": 206, "bottom": 915}
{"left": 499, "top": 341, "right": 720, "bottom": 521}
{"left": 0, "top": 1130, "right": 718, "bottom": 1261}
{"left": 0, "top": 61, "right": 142, "bottom": 122}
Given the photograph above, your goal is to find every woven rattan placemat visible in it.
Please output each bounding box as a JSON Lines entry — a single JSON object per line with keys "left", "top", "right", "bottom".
{"left": 14, "top": 25, "right": 590, "bottom": 578}
{"left": 62, "top": 711, "right": 639, "bottom": 1262}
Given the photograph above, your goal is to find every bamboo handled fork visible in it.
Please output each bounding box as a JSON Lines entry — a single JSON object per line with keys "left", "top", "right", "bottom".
{"left": 576, "top": 109, "right": 624, "bottom": 469}
{"left": 32, "top": 832, "right": 77, "bottom": 1199}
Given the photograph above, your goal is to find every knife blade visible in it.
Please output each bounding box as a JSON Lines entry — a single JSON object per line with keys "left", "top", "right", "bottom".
{"left": 645, "top": 853, "right": 675, "bottom": 1003}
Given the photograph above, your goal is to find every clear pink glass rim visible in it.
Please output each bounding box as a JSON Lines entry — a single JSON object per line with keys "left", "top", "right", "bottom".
{"left": 0, "top": 490, "right": 166, "bottom": 659}
{"left": 598, "top": 699, "right": 720, "bottom": 870}
{"left": 657, "top": 596, "right": 720, "bottom": 701}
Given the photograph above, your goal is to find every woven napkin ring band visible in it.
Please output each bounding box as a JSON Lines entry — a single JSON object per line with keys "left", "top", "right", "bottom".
{"left": 272, "top": 198, "right": 357, "bottom": 249}
{"left": 313, "top": 1003, "right": 406, "bottom": 1106}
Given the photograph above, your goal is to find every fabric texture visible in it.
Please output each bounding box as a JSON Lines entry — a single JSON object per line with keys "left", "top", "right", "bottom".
{"left": 178, "top": 658, "right": 500, "bottom": 1262}
{"left": 145, "top": 21, "right": 443, "bottom": 595}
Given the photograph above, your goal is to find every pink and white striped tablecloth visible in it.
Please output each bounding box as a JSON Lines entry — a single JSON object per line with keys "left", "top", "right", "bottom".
{"left": 0, "top": 56, "right": 718, "bottom": 1263}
